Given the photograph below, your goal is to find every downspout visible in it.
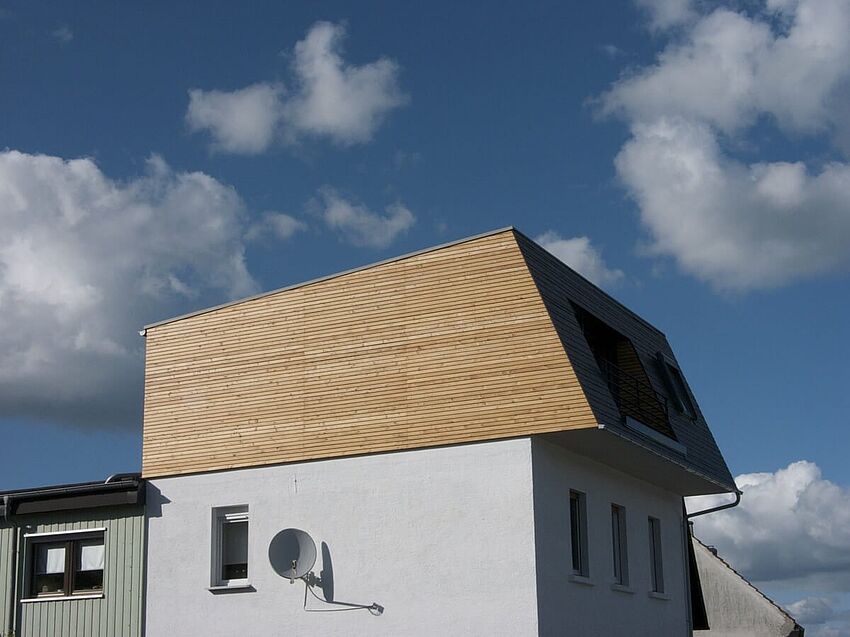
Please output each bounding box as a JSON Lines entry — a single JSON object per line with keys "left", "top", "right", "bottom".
{"left": 686, "top": 489, "right": 742, "bottom": 519}
{"left": 681, "top": 502, "right": 693, "bottom": 636}
{"left": 3, "top": 495, "right": 19, "bottom": 637}
{"left": 684, "top": 489, "right": 741, "bottom": 635}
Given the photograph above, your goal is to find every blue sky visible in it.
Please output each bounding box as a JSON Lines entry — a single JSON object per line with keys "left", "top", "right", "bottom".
{"left": 1, "top": 0, "right": 849, "bottom": 632}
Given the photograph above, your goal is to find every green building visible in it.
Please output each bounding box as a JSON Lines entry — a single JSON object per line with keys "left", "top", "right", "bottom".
{"left": 0, "top": 475, "right": 145, "bottom": 637}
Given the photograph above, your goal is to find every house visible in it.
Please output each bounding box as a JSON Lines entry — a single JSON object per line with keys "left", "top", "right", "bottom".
{"left": 0, "top": 474, "right": 145, "bottom": 637}
{"left": 692, "top": 536, "right": 804, "bottom": 636}
{"left": 140, "top": 227, "right": 737, "bottom": 636}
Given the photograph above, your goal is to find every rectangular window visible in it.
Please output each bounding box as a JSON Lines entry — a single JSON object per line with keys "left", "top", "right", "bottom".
{"left": 569, "top": 490, "right": 589, "bottom": 577}
{"left": 611, "top": 504, "right": 629, "bottom": 586}
{"left": 648, "top": 517, "right": 664, "bottom": 593}
{"left": 28, "top": 532, "right": 104, "bottom": 599}
{"left": 212, "top": 506, "right": 249, "bottom": 586}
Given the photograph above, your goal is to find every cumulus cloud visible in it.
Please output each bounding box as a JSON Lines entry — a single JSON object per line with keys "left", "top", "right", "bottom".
{"left": 601, "top": 0, "right": 850, "bottom": 291}
{"left": 536, "top": 231, "right": 624, "bottom": 287}
{"left": 187, "top": 83, "right": 285, "bottom": 154}
{"left": 0, "top": 150, "right": 269, "bottom": 428}
{"left": 785, "top": 597, "right": 850, "bottom": 636}
{"left": 282, "top": 21, "right": 408, "bottom": 144}
{"left": 689, "top": 461, "right": 850, "bottom": 591}
{"left": 786, "top": 597, "right": 836, "bottom": 625}
{"left": 616, "top": 117, "right": 850, "bottom": 289}
{"left": 317, "top": 188, "right": 414, "bottom": 248}
{"left": 187, "top": 21, "right": 407, "bottom": 154}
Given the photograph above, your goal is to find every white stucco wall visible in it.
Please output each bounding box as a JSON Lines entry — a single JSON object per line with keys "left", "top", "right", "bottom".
{"left": 145, "top": 436, "right": 693, "bottom": 636}
{"left": 531, "top": 438, "right": 691, "bottom": 637}
{"left": 144, "top": 438, "right": 541, "bottom": 637}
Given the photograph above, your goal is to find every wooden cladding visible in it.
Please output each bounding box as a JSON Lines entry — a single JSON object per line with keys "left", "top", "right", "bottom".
{"left": 142, "top": 230, "right": 598, "bottom": 477}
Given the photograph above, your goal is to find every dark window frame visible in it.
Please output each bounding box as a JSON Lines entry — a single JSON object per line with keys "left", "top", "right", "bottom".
{"left": 569, "top": 490, "right": 589, "bottom": 577}
{"left": 656, "top": 353, "right": 697, "bottom": 419}
{"left": 611, "top": 504, "right": 629, "bottom": 586}
{"left": 648, "top": 516, "right": 665, "bottom": 593}
{"left": 27, "top": 531, "right": 105, "bottom": 599}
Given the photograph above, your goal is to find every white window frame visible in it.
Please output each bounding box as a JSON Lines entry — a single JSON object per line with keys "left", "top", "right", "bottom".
{"left": 210, "top": 505, "right": 249, "bottom": 588}
{"left": 611, "top": 504, "right": 629, "bottom": 587}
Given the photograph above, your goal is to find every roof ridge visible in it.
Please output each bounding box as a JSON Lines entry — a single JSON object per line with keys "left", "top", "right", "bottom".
{"left": 143, "top": 226, "right": 517, "bottom": 331}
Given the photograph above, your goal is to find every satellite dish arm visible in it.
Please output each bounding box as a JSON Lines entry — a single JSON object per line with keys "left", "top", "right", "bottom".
{"left": 302, "top": 579, "right": 383, "bottom": 616}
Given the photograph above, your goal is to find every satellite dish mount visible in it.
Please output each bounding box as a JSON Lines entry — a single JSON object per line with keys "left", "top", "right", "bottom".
{"left": 268, "top": 528, "right": 383, "bottom": 616}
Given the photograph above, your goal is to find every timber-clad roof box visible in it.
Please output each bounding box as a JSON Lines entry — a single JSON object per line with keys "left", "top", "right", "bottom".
{"left": 141, "top": 227, "right": 735, "bottom": 494}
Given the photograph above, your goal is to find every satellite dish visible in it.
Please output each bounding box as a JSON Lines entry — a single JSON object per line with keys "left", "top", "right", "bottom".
{"left": 269, "top": 528, "right": 317, "bottom": 580}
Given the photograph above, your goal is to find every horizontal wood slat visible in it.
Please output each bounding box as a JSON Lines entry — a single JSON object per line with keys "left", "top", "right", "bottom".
{"left": 142, "top": 230, "right": 598, "bottom": 477}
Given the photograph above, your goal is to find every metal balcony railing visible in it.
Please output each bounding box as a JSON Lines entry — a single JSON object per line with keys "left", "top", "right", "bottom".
{"left": 597, "top": 358, "right": 673, "bottom": 437}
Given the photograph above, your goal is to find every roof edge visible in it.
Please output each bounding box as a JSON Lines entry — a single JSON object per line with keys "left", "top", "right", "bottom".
{"left": 142, "top": 226, "right": 517, "bottom": 331}
{"left": 511, "top": 227, "right": 666, "bottom": 337}
{"left": 1, "top": 475, "right": 144, "bottom": 518}
{"left": 0, "top": 475, "right": 142, "bottom": 499}
{"left": 600, "top": 425, "right": 738, "bottom": 495}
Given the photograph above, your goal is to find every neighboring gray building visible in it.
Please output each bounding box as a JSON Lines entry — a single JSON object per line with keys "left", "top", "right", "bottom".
{"left": 693, "top": 536, "right": 804, "bottom": 637}
{"left": 0, "top": 475, "right": 145, "bottom": 637}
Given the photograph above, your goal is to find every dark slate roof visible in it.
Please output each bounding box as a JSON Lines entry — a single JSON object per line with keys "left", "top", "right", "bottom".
{"left": 515, "top": 230, "right": 736, "bottom": 492}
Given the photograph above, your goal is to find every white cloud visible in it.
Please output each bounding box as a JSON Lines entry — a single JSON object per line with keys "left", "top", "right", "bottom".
{"left": 187, "top": 83, "right": 285, "bottom": 154}
{"left": 600, "top": 44, "right": 624, "bottom": 59}
{"left": 785, "top": 597, "right": 850, "bottom": 636}
{"left": 536, "top": 231, "right": 624, "bottom": 287}
{"left": 51, "top": 25, "right": 73, "bottom": 44}
{"left": 187, "top": 21, "right": 407, "bottom": 153}
{"left": 0, "top": 150, "right": 265, "bottom": 427}
{"left": 283, "top": 21, "right": 408, "bottom": 145}
{"left": 317, "top": 188, "right": 414, "bottom": 248}
{"left": 786, "top": 597, "right": 835, "bottom": 625}
{"left": 689, "top": 461, "right": 850, "bottom": 590}
{"left": 615, "top": 117, "right": 850, "bottom": 290}
{"left": 634, "top": 0, "right": 696, "bottom": 30}
{"left": 602, "top": 0, "right": 850, "bottom": 291}
{"left": 245, "top": 211, "right": 306, "bottom": 242}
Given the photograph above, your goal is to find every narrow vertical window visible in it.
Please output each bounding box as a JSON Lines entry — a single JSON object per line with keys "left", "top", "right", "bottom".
{"left": 212, "top": 506, "right": 249, "bottom": 587}
{"left": 569, "top": 490, "right": 589, "bottom": 577}
{"left": 611, "top": 504, "right": 629, "bottom": 586}
{"left": 648, "top": 517, "right": 664, "bottom": 593}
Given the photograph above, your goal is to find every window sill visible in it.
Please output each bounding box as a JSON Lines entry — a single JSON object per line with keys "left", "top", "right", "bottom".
{"left": 648, "top": 591, "right": 670, "bottom": 601}
{"left": 21, "top": 593, "right": 104, "bottom": 603}
{"left": 208, "top": 584, "right": 255, "bottom": 594}
{"left": 610, "top": 583, "right": 634, "bottom": 594}
{"left": 568, "top": 574, "right": 594, "bottom": 586}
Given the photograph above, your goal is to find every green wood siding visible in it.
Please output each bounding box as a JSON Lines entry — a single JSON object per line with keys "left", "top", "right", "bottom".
{"left": 0, "top": 506, "right": 144, "bottom": 637}
{"left": 1, "top": 523, "right": 15, "bottom": 635}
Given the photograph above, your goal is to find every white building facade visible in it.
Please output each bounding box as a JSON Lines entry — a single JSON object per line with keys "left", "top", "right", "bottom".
{"left": 145, "top": 438, "right": 691, "bottom": 636}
